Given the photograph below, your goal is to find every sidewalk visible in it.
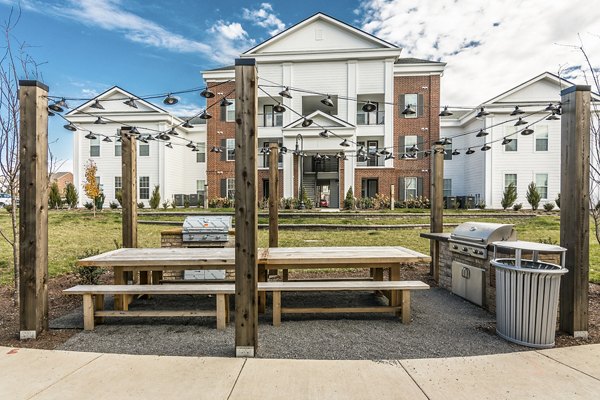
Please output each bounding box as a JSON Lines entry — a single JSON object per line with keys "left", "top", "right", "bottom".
{"left": 1, "top": 344, "right": 599, "bottom": 399}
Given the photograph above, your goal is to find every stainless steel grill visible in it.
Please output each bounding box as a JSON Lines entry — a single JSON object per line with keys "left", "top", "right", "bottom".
{"left": 448, "top": 222, "right": 516, "bottom": 259}
{"left": 182, "top": 216, "right": 232, "bottom": 243}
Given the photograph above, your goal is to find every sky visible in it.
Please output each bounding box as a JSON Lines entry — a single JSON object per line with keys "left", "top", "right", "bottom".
{"left": 1, "top": 0, "right": 598, "bottom": 172}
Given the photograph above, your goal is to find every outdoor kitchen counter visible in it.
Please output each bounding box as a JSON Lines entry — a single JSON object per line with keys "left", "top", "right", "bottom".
{"left": 420, "top": 232, "right": 451, "bottom": 242}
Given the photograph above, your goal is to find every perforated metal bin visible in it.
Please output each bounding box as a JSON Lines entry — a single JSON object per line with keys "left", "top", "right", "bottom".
{"left": 492, "top": 241, "right": 567, "bottom": 348}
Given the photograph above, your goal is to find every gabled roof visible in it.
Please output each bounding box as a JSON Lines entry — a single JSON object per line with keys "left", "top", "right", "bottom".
{"left": 65, "top": 86, "right": 170, "bottom": 117}
{"left": 395, "top": 57, "right": 442, "bottom": 65}
{"left": 283, "top": 110, "right": 355, "bottom": 129}
{"left": 244, "top": 12, "right": 397, "bottom": 55}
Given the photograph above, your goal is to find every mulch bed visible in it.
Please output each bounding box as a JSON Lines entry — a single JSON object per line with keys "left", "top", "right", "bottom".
{"left": 1, "top": 267, "right": 599, "bottom": 351}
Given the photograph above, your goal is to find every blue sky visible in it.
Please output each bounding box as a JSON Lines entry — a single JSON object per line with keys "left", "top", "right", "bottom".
{"left": 1, "top": 0, "right": 598, "bottom": 170}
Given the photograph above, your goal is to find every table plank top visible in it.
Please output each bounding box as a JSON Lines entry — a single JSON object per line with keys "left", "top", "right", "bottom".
{"left": 76, "top": 246, "right": 430, "bottom": 268}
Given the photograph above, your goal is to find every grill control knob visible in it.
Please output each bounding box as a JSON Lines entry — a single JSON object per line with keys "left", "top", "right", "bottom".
{"left": 452, "top": 245, "right": 458, "bottom": 250}
{"left": 462, "top": 247, "right": 468, "bottom": 252}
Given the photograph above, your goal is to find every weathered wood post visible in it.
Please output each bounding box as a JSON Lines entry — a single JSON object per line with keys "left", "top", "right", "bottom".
{"left": 18, "top": 80, "right": 49, "bottom": 340}
{"left": 268, "top": 143, "right": 279, "bottom": 248}
{"left": 390, "top": 184, "right": 395, "bottom": 210}
{"left": 559, "top": 85, "right": 590, "bottom": 337}
{"left": 234, "top": 58, "right": 258, "bottom": 357}
{"left": 430, "top": 144, "right": 444, "bottom": 282}
{"left": 118, "top": 127, "right": 138, "bottom": 308}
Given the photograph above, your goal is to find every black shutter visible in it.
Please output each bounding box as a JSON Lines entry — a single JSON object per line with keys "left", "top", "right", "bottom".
{"left": 399, "top": 136, "right": 405, "bottom": 155}
{"left": 417, "top": 94, "right": 424, "bottom": 117}
{"left": 417, "top": 177, "right": 424, "bottom": 197}
{"left": 398, "top": 177, "right": 405, "bottom": 201}
{"left": 398, "top": 94, "right": 405, "bottom": 118}
{"left": 220, "top": 179, "right": 227, "bottom": 198}
{"left": 221, "top": 139, "right": 227, "bottom": 161}
{"left": 220, "top": 104, "right": 227, "bottom": 121}
{"left": 417, "top": 136, "right": 424, "bottom": 159}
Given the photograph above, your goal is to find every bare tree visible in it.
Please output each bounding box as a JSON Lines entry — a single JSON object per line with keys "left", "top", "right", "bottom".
{"left": 0, "top": 7, "right": 42, "bottom": 304}
{"left": 574, "top": 38, "right": 600, "bottom": 244}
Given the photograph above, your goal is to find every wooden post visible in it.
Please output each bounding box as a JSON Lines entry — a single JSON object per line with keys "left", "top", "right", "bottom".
{"left": 121, "top": 128, "right": 139, "bottom": 294}
{"left": 18, "top": 80, "right": 49, "bottom": 340}
{"left": 390, "top": 184, "right": 395, "bottom": 210}
{"left": 268, "top": 144, "right": 279, "bottom": 248}
{"left": 234, "top": 58, "right": 258, "bottom": 357}
{"left": 430, "top": 144, "right": 444, "bottom": 282}
{"left": 559, "top": 85, "right": 590, "bottom": 337}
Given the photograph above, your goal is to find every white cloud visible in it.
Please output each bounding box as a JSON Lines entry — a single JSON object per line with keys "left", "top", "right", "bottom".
{"left": 208, "top": 20, "right": 256, "bottom": 61}
{"left": 210, "top": 21, "right": 248, "bottom": 41}
{"left": 243, "top": 3, "right": 286, "bottom": 36}
{"left": 0, "top": 0, "right": 239, "bottom": 64}
{"left": 358, "top": 0, "right": 600, "bottom": 105}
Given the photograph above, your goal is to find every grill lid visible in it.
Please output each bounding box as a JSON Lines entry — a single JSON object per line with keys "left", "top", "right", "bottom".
{"left": 183, "top": 216, "right": 232, "bottom": 234}
{"left": 450, "top": 222, "right": 516, "bottom": 245}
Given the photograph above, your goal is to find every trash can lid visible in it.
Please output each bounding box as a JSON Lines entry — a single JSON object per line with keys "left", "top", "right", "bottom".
{"left": 491, "top": 258, "right": 568, "bottom": 274}
{"left": 491, "top": 240, "right": 566, "bottom": 253}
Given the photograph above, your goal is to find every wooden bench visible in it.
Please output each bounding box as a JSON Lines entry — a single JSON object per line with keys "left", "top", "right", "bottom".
{"left": 257, "top": 281, "right": 429, "bottom": 326}
{"left": 63, "top": 284, "right": 235, "bottom": 331}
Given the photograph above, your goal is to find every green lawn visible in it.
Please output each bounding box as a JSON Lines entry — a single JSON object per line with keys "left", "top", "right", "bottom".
{"left": 1, "top": 210, "right": 599, "bottom": 284}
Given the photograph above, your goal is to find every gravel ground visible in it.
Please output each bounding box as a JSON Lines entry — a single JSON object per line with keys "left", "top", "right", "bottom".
{"left": 56, "top": 288, "right": 525, "bottom": 360}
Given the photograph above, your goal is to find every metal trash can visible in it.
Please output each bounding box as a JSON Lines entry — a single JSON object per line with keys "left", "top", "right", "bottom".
{"left": 492, "top": 258, "right": 567, "bottom": 348}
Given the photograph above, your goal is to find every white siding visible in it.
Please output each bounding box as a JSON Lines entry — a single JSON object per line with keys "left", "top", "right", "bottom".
{"left": 356, "top": 60, "right": 385, "bottom": 94}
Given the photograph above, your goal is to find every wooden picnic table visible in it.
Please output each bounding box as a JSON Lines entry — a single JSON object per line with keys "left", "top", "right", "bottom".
{"left": 77, "top": 246, "right": 431, "bottom": 310}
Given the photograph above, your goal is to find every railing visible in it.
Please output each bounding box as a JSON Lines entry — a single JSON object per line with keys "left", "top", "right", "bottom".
{"left": 257, "top": 113, "right": 283, "bottom": 127}
{"left": 356, "top": 111, "right": 385, "bottom": 125}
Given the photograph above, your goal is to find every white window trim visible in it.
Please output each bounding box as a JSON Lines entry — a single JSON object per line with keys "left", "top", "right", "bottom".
{"left": 405, "top": 176, "right": 417, "bottom": 199}
{"left": 504, "top": 173, "right": 517, "bottom": 191}
{"left": 226, "top": 178, "right": 235, "bottom": 199}
{"left": 90, "top": 138, "right": 100, "bottom": 157}
{"left": 139, "top": 142, "right": 150, "bottom": 157}
{"left": 226, "top": 138, "right": 235, "bottom": 161}
{"left": 139, "top": 176, "right": 150, "bottom": 200}
{"left": 404, "top": 94, "right": 418, "bottom": 119}
{"left": 534, "top": 131, "right": 549, "bottom": 152}
{"left": 534, "top": 173, "right": 549, "bottom": 200}
{"left": 404, "top": 135, "right": 417, "bottom": 161}
{"left": 226, "top": 100, "right": 235, "bottom": 122}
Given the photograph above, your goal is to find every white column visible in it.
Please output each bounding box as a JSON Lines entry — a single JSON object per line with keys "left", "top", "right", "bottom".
{"left": 347, "top": 60, "right": 357, "bottom": 126}
{"left": 73, "top": 128, "right": 81, "bottom": 206}
{"left": 282, "top": 63, "right": 292, "bottom": 127}
{"left": 384, "top": 58, "right": 394, "bottom": 167}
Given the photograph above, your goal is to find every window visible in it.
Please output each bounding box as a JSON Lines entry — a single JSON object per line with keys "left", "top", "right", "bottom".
{"left": 95, "top": 176, "right": 103, "bottom": 191}
{"left": 115, "top": 142, "right": 121, "bottom": 157}
{"left": 226, "top": 138, "right": 235, "bottom": 161}
{"left": 196, "top": 179, "right": 206, "bottom": 197}
{"left": 504, "top": 126, "right": 517, "bottom": 152}
{"left": 536, "top": 173, "right": 548, "bottom": 199}
{"left": 361, "top": 178, "right": 378, "bottom": 198}
{"left": 259, "top": 141, "right": 283, "bottom": 168}
{"left": 262, "top": 105, "right": 283, "bottom": 127}
{"left": 443, "top": 179, "right": 452, "bottom": 197}
{"left": 226, "top": 99, "right": 235, "bottom": 122}
{"left": 356, "top": 101, "right": 383, "bottom": 125}
{"left": 139, "top": 141, "right": 149, "bottom": 157}
{"left": 90, "top": 137, "right": 100, "bottom": 157}
{"left": 263, "top": 179, "right": 270, "bottom": 200}
{"left": 403, "top": 94, "right": 418, "bottom": 119}
{"left": 367, "top": 140, "right": 379, "bottom": 166}
{"left": 226, "top": 178, "right": 235, "bottom": 199}
{"left": 444, "top": 143, "right": 453, "bottom": 160}
{"left": 139, "top": 176, "right": 149, "bottom": 200}
{"left": 405, "top": 177, "right": 417, "bottom": 199}
{"left": 196, "top": 142, "right": 206, "bottom": 163}
{"left": 536, "top": 127, "right": 548, "bottom": 151}
{"left": 114, "top": 176, "right": 122, "bottom": 196}
{"left": 302, "top": 95, "right": 338, "bottom": 115}
{"left": 505, "top": 139, "right": 518, "bottom": 152}
{"left": 505, "top": 174, "right": 517, "bottom": 190}
{"left": 404, "top": 135, "right": 417, "bottom": 154}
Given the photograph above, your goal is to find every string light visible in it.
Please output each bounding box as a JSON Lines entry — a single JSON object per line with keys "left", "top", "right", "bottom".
{"left": 321, "top": 95, "right": 334, "bottom": 107}
{"left": 301, "top": 118, "right": 313, "bottom": 128}
{"left": 273, "top": 103, "right": 285, "bottom": 113}
{"left": 319, "top": 130, "right": 329, "bottom": 138}
{"left": 340, "top": 139, "right": 350, "bottom": 147}
{"left": 94, "top": 117, "right": 106, "bottom": 125}
{"left": 546, "top": 112, "right": 560, "bottom": 120}
{"left": 279, "top": 87, "right": 292, "bottom": 99}
{"left": 401, "top": 104, "right": 416, "bottom": 115}
{"left": 124, "top": 98, "right": 137, "bottom": 108}
{"left": 63, "top": 122, "right": 77, "bottom": 131}
{"left": 439, "top": 106, "right": 453, "bottom": 117}
{"left": 90, "top": 99, "right": 104, "bottom": 110}
{"left": 163, "top": 93, "right": 178, "bottom": 105}
{"left": 220, "top": 98, "right": 233, "bottom": 107}
{"left": 102, "top": 137, "right": 112, "bottom": 143}
{"left": 514, "top": 117, "right": 528, "bottom": 126}
{"left": 466, "top": 148, "right": 475, "bottom": 155}
{"left": 200, "top": 88, "right": 215, "bottom": 98}
{"left": 521, "top": 127, "right": 534, "bottom": 135}
{"left": 362, "top": 101, "right": 376, "bottom": 113}
{"left": 199, "top": 110, "right": 212, "bottom": 120}
{"left": 476, "top": 129, "right": 489, "bottom": 137}
{"left": 475, "top": 107, "right": 490, "bottom": 118}
{"left": 510, "top": 106, "right": 525, "bottom": 116}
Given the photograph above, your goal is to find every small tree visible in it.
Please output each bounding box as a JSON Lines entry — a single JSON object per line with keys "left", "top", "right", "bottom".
{"left": 83, "top": 160, "right": 100, "bottom": 216}
{"left": 555, "top": 193, "right": 560, "bottom": 208}
{"left": 48, "top": 182, "right": 62, "bottom": 209}
{"left": 94, "top": 191, "right": 105, "bottom": 210}
{"left": 343, "top": 186, "right": 355, "bottom": 210}
{"left": 65, "top": 182, "right": 78, "bottom": 209}
{"left": 115, "top": 189, "right": 123, "bottom": 206}
{"left": 526, "top": 182, "right": 541, "bottom": 210}
{"left": 500, "top": 182, "right": 517, "bottom": 210}
{"left": 149, "top": 185, "right": 161, "bottom": 209}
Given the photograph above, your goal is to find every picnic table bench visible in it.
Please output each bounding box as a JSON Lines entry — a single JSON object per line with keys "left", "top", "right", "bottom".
{"left": 258, "top": 280, "right": 430, "bottom": 326}
{"left": 63, "top": 284, "right": 235, "bottom": 331}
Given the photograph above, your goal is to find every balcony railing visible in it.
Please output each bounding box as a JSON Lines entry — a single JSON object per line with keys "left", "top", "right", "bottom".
{"left": 356, "top": 111, "right": 385, "bottom": 125}
{"left": 258, "top": 113, "right": 283, "bottom": 127}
